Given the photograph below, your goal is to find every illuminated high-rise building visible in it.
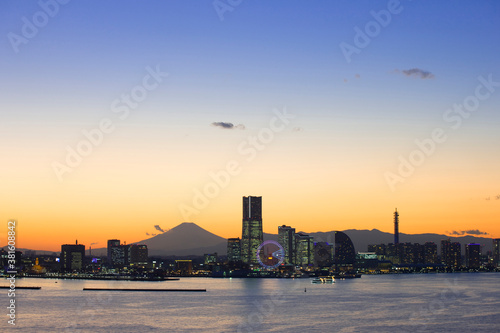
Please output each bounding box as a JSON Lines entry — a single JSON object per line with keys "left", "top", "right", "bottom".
{"left": 107, "top": 239, "right": 120, "bottom": 265}
{"left": 204, "top": 253, "right": 218, "bottom": 265}
{"left": 412, "top": 243, "right": 425, "bottom": 264}
{"left": 278, "top": 225, "right": 296, "bottom": 265}
{"left": 465, "top": 243, "right": 481, "bottom": 268}
{"left": 107, "top": 239, "right": 131, "bottom": 268}
{"left": 334, "top": 231, "right": 356, "bottom": 271}
{"left": 130, "top": 244, "right": 148, "bottom": 266}
{"left": 493, "top": 239, "right": 500, "bottom": 267}
{"left": 394, "top": 208, "right": 399, "bottom": 244}
{"left": 61, "top": 241, "right": 85, "bottom": 272}
{"left": 424, "top": 242, "right": 438, "bottom": 264}
{"left": 441, "top": 239, "right": 450, "bottom": 265}
{"left": 449, "top": 242, "right": 462, "bottom": 268}
{"left": 241, "top": 196, "right": 263, "bottom": 264}
{"left": 295, "top": 232, "right": 314, "bottom": 267}
{"left": 227, "top": 238, "right": 241, "bottom": 263}
{"left": 441, "top": 239, "right": 462, "bottom": 268}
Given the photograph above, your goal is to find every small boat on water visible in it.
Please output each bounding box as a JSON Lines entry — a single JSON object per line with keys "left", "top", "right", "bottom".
{"left": 311, "top": 276, "right": 335, "bottom": 284}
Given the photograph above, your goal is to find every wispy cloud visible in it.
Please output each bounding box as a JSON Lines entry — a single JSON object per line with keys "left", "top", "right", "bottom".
{"left": 211, "top": 122, "right": 245, "bottom": 130}
{"left": 395, "top": 68, "right": 435, "bottom": 79}
{"left": 450, "top": 229, "right": 489, "bottom": 236}
{"left": 154, "top": 225, "right": 166, "bottom": 233}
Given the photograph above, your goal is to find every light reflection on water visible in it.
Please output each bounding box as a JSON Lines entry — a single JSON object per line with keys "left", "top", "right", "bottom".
{"left": 2, "top": 273, "right": 499, "bottom": 332}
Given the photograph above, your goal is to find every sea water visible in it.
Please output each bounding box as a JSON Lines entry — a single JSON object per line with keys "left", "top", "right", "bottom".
{"left": 2, "top": 273, "right": 499, "bottom": 332}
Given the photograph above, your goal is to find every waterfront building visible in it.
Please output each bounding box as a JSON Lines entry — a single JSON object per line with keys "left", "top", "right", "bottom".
{"left": 334, "top": 231, "right": 356, "bottom": 270}
{"left": 465, "top": 243, "right": 481, "bottom": 268}
{"left": 494, "top": 239, "right": 500, "bottom": 267}
{"left": 107, "top": 239, "right": 132, "bottom": 268}
{"left": 204, "top": 253, "right": 218, "bottom": 265}
{"left": 412, "top": 243, "right": 425, "bottom": 264}
{"left": 386, "top": 243, "right": 397, "bottom": 259}
{"left": 175, "top": 259, "right": 193, "bottom": 275}
{"left": 295, "top": 232, "right": 314, "bottom": 267}
{"left": 441, "top": 239, "right": 451, "bottom": 266}
{"left": 448, "top": 242, "right": 462, "bottom": 268}
{"left": 227, "top": 238, "right": 241, "bottom": 263}
{"left": 356, "top": 252, "right": 379, "bottom": 270}
{"left": 107, "top": 239, "right": 120, "bottom": 265}
{"left": 278, "top": 225, "right": 296, "bottom": 265}
{"left": 241, "top": 196, "right": 263, "bottom": 264}
{"left": 397, "top": 242, "right": 414, "bottom": 264}
{"left": 424, "top": 242, "right": 438, "bottom": 264}
{"left": 60, "top": 241, "right": 85, "bottom": 272}
{"left": 130, "top": 244, "right": 148, "bottom": 266}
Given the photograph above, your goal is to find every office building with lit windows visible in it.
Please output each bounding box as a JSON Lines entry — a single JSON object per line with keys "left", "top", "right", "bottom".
{"left": 278, "top": 225, "right": 296, "bottom": 265}
{"left": 241, "top": 196, "right": 263, "bottom": 264}
{"left": 493, "top": 239, "right": 500, "bottom": 267}
{"left": 424, "top": 242, "right": 438, "bottom": 264}
{"left": 465, "top": 243, "right": 481, "bottom": 268}
{"left": 442, "top": 240, "right": 462, "bottom": 268}
{"left": 295, "top": 232, "right": 314, "bottom": 267}
{"left": 334, "top": 231, "right": 356, "bottom": 270}
{"left": 107, "top": 239, "right": 131, "bottom": 268}
{"left": 61, "top": 241, "right": 85, "bottom": 272}
{"left": 130, "top": 244, "right": 148, "bottom": 266}
{"left": 227, "top": 238, "right": 241, "bottom": 263}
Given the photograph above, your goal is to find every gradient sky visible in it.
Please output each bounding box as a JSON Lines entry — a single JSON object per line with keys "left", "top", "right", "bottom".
{"left": 1, "top": 1, "right": 499, "bottom": 251}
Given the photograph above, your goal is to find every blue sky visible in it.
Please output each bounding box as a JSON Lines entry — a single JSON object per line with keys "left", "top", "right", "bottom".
{"left": 1, "top": 1, "right": 499, "bottom": 249}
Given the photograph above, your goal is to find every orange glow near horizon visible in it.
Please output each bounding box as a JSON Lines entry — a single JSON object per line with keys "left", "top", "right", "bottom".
{"left": 2, "top": 189, "right": 499, "bottom": 252}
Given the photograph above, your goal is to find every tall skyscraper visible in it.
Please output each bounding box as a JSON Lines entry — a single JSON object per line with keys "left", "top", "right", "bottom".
{"left": 412, "top": 243, "right": 425, "bottom": 264}
{"left": 241, "top": 196, "right": 263, "bottom": 264}
{"left": 278, "top": 225, "right": 296, "bottom": 265}
{"left": 334, "top": 231, "right": 356, "bottom": 270}
{"left": 107, "top": 239, "right": 131, "bottom": 268}
{"left": 107, "top": 239, "right": 120, "bottom": 265}
{"left": 295, "top": 232, "right": 314, "bottom": 267}
{"left": 424, "top": 242, "right": 438, "bottom": 264}
{"left": 441, "top": 239, "right": 450, "bottom": 266}
{"left": 394, "top": 208, "right": 399, "bottom": 244}
{"left": 465, "top": 243, "right": 481, "bottom": 268}
{"left": 130, "top": 244, "right": 148, "bottom": 266}
{"left": 61, "top": 241, "right": 85, "bottom": 272}
{"left": 493, "top": 239, "right": 500, "bottom": 267}
{"left": 449, "top": 242, "right": 462, "bottom": 268}
{"left": 227, "top": 238, "right": 241, "bottom": 263}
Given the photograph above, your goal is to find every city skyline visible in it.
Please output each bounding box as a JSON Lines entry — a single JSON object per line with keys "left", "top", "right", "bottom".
{"left": 1, "top": 1, "right": 500, "bottom": 251}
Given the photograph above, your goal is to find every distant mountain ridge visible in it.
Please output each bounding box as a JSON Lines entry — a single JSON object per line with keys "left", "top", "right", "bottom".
{"left": 11, "top": 224, "right": 495, "bottom": 257}
{"left": 265, "top": 229, "right": 493, "bottom": 253}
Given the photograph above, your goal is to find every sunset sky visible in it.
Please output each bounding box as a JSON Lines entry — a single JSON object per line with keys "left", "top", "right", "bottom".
{"left": 1, "top": 1, "right": 499, "bottom": 251}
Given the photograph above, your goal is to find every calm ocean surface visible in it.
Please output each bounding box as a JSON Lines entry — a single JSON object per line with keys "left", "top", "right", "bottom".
{"left": 2, "top": 273, "right": 499, "bottom": 332}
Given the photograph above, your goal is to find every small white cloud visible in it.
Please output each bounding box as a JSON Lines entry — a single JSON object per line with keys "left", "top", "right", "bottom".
{"left": 395, "top": 68, "right": 435, "bottom": 79}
